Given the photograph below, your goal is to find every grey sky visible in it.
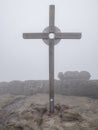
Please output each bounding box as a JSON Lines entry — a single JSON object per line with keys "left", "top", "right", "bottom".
{"left": 0, "top": 0, "right": 98, "bottom": 81}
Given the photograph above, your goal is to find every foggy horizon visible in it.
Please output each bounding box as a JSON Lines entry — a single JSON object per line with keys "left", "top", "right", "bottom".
{"left": 0, "top": 0, "right": 98, "bottom": 82}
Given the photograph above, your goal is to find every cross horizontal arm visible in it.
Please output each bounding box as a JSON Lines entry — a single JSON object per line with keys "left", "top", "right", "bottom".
{"left": 23, "top": 33, "right": 49, "bottom": 39}
{"left": 55, "top": 33, "right": 82, "bottom": 39}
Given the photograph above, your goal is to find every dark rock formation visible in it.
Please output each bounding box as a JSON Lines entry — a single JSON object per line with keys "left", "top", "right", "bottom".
{"left": 58, "top": 71, "right": 91, "bottom": 81}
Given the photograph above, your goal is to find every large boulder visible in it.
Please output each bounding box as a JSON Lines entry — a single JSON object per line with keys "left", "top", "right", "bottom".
{"left": 58, "top": 71, "right": 91, "bottom": 81}
{"left": 64, "top": 71, "right": 80, "bottom": 80}
{"left": 80, "top": 71, "right": 91, "bottom": 80}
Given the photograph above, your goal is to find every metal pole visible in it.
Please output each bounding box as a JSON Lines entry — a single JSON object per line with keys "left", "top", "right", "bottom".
{"left": 49, "top": 39, "right": 54, "bottom": 113}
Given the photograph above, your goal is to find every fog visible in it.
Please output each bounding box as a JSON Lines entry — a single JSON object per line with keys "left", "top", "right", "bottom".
{"left": 0, "top": 0, "right": 98, "bottom": 82}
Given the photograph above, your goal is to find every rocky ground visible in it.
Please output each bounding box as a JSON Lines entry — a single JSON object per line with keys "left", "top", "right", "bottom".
{"left": 0, "top": 94, "right": 98, "bottom": 130}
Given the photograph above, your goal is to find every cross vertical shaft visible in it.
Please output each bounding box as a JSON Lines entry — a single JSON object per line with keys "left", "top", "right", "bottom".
{"left": 49, "top": 5, "right": 55, "bottom": 113}
{"left": 49, "top": 40, "right": 54, "bottom": 113}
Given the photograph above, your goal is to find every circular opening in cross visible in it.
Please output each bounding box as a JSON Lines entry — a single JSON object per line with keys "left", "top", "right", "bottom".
{"left": 49, "top": 33, "right": 55, "bottom": 39}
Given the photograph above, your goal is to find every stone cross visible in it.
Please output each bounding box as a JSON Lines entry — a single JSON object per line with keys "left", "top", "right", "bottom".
{"left": 23, "top": 5, "right": 82, "bottom": 113}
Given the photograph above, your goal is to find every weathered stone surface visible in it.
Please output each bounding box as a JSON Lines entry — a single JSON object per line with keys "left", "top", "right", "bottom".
{"left": 0, "top": 94, "right": 98, "bottom": 130}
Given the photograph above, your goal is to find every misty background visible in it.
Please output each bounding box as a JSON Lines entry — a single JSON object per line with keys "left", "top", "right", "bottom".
{"left": 0, "top": 0, "right": 98, "bottom": 82}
